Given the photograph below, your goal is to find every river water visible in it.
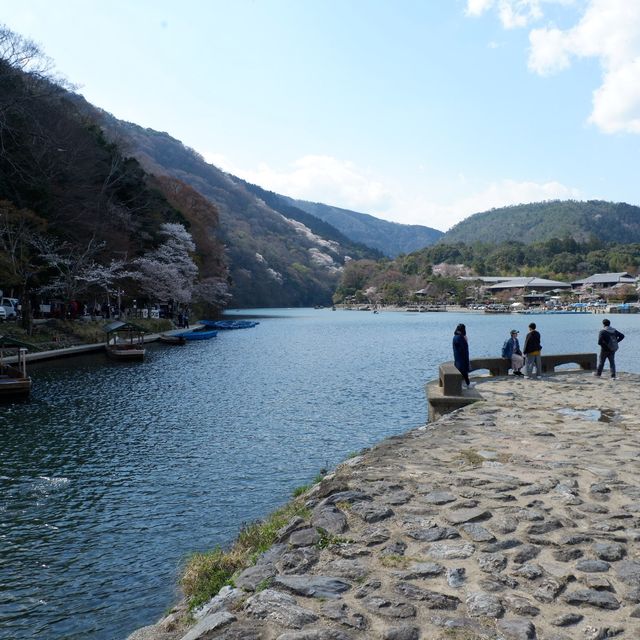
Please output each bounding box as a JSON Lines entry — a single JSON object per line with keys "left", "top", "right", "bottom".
{"left": 1, "top": 308, "right": 639, "bottom": 639}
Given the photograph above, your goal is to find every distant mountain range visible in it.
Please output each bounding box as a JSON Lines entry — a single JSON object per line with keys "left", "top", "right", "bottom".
{"left": 440, "top": 200, "right": 640, "bottom": 245}
{"left": 96, "top": 114, "right": 389, "bottom": 307}
{"left": 281, "top": 198, "right": 443, "bottom": 257}
{"left": 6, "top": 31, "right": 640, "bottom": 312}
{"left": 94, "top": 112, "right": 444, "bottom": 307}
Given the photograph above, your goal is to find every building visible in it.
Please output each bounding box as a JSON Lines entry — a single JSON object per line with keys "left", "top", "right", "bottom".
{"left": 487, "top": 277, "right": 571, "bottom": 293}
{"left": 570, "top": 272, "right": 637, "bottom": 290}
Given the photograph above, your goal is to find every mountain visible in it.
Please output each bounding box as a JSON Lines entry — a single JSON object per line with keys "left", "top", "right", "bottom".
{"left": 95, "top": 113, "right": 382, "bottom": 308}
{"left": 0, "top": 45, "right": 230, "bottom": 318}
{"left": 282, "top": 197, "right": 443, "bottom": 257}
{"left": 441, "top": 200, "right": 640, "bottom": 245}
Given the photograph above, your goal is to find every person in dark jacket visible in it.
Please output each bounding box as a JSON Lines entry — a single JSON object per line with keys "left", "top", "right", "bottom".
{"left": 595, "top": 318, "right": 624, "bottom": 379}
{"left": 452, "top": 323, "right": 474, "bottom": 388}
{"left": 502, "top": 329, "right": 524, "bottom": 376}
{"left": 523, "top": 322, "right": 542, "bottom": 379}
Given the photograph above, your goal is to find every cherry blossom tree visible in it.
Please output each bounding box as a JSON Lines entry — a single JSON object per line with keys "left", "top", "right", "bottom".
{"left": 133, "top": 223, "right": 198, "bottom": 304}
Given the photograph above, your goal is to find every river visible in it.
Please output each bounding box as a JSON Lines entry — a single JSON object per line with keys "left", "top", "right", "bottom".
{"left": 1, "top": 308, "right": 639, "bottom": 639}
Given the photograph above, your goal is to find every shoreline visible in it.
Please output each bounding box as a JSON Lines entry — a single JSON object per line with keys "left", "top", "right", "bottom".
{"left": 129, "top": 370, "right": 640, "bottom": 640}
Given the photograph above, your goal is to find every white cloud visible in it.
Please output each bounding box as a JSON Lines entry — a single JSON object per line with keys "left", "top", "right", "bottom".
{"left": 528, "top": 1, "right": 640, "bottom": 133}
{"left": 465, "top": 0, "right": 545, "bottom": 29}
{"left": 528, "top": 26, "right": 571, "bottom": 75}
{"left": 390, "top": 179, "right": 581, "bottom": 231}
{"left": 589, "top": 58, "right": 640, "bottom": 133}
{"left": 202, "top": 152, "right": 581, "bottom": 232}
{"left": 468, "top": 0, "right": 640, "bottom": 134}
{"left": 466, "top": 0, "right": 495, "bottom": 17}
{"left": 203, "top": 153, "right": 394, "bottom": 213}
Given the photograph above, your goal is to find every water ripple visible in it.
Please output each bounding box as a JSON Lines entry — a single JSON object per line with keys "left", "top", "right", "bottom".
{"left": 2, "top": 309, "right": 640, "bottom": 639}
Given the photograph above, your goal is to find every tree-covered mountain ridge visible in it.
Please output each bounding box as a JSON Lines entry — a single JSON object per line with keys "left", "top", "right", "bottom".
{"left": 441, "top": 200, "right": 640, "bottom": 245}
{"left": 280, "top": 197, "right": 443, "bottom": 257}
{"left": 94, "top": 115, "right": 384, "bottom": 307}
{"left": 0, "top": 27, "right": 232, "bottom": 323}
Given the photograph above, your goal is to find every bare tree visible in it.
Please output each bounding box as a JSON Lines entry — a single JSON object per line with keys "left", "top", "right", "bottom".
{"left": 0, "top": 199, "right": 48, "bottom": 330}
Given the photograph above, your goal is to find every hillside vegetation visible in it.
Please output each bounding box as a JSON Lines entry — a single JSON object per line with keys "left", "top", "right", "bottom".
{"left": 334, "top": 236, "right": 640, "bottom": 305}
{"left": 95, "top": 116, "right": 382, "bottom": 308}
{"left": 441, "top": 200, "right": 640, "bottom": 245}
{"left": 283, "top": 197, "right": 444, "bottom": 257}
{"left": 0, "top": 27, "right": 228, "bottom": 326}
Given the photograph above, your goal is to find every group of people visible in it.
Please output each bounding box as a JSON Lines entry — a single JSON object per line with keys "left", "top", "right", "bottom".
{"left": 452, "top": 318, "right": 624, "bottom": 389}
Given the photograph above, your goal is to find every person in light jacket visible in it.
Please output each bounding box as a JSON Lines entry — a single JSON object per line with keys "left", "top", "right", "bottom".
{"left": 502, "top": 329, "right": 524, "bottom": 376}
{"left": 595, "top": 318, "right": 624, "bottom": 379}
{"left": 523, "top": 322, "right": 542, "bottom": 379}
{"left": 452, "top": 323, "right": 474, "bottom": 388}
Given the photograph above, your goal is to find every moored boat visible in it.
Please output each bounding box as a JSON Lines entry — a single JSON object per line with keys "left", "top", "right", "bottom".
{"left": 104, "top": 321, "right": 146, "bottom": 361}
{"left": 158, "top": 334, "right": 186, "bottom": 345}
{"left": 200, "top": 320, "right": 259, "bottom": 330}
{"left": 0, "top": 336, "right": 33, "bottom": 399}
{"left": 177, "top": 328, "right": 218, "bottom": 340}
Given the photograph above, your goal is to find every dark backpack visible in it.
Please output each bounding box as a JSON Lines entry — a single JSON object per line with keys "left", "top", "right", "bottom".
{"left": 606, "top": 331, "right": 619, "bottom": 352}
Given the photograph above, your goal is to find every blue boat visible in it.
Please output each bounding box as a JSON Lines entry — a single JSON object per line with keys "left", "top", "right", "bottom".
{"left": 200, "top": 320, "right": 259, "bottom": 330}
{"left": 176, "top": 329, "right": 218, "bottom": 341}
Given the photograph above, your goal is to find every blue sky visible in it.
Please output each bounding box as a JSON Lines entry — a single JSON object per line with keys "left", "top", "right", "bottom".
{"left": 2, "top": 0, "right": 639, "bottom": 231}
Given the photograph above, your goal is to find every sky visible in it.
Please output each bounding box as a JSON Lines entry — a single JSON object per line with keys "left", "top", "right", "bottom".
{"left": 1, "top": 0, "right": 639, "bottom": 232}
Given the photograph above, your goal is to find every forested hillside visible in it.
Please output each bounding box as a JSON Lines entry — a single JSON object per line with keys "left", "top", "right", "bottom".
{"left": 284, "top": 197, "right": 443, "bottom": 257}
{"left": 334, "top": 236, "right": 640, "bottom": 306}
{"left": 0, "top": 27, "right": 229, "bottom": 324}
{"left": 95, "top": 115, "right": 382, "bottom": 307}
{"left": 441, "top": 200, "right": 640, "bottom": 245}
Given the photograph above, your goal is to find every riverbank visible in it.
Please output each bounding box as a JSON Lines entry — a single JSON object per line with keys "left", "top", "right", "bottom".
{"left": 129, "top": 370, "right": 640, "bottom": 640}
{"left": 1, "top": 318, "right": 189, "bottom": 363}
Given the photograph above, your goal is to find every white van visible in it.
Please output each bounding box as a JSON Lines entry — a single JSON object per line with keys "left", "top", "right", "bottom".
{"left": 1, "top": 297, "right": 18, "bottom": 320}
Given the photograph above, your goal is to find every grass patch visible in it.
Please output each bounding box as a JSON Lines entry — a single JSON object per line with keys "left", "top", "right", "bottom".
{"left": 180, "top": 499, "right": 310, "bottom": 610}
{"left": 291, "top": 471, "right": 328, "bottom": 498}
{"left": 458, "top": 449, "right": 485, "bottom": 467}
{"left": 379, "top": 554, "right": 410, "bottom": 569}
{"left": 5, "top": 318, "right": 173, "bottom": 350}
{"left": 315, "top": 527, "right": 351, "bottom": 549}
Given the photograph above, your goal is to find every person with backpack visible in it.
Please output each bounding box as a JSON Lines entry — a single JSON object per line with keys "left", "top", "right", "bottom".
{"left": 595, "top": 318, "right": 624, "bottom": 379}
{"left": 502, "top": 329, "right": 524, "bottom": 376}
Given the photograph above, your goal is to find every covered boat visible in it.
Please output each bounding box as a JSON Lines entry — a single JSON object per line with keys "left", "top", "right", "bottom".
{"left": 104, "top": 321, "right": 146, "bottom": 361}
{"left": 176, "top": 328, "right": 217, "bottom": 341}
{"left": 0, "top": 336, "right": 33, "bottom": 399}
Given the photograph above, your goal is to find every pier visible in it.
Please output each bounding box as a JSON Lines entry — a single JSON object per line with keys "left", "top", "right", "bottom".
{"left": 130, "top": 369, "right": 640, "bottom": 640}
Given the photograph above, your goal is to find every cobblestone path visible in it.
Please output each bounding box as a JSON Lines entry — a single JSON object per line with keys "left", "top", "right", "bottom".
{"left": 133, "top": 372, "right": 640, "bottom": 640}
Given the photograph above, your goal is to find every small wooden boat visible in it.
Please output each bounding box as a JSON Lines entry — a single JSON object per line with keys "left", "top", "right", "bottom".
{"left": 0, "top": 336, "right": 33, "bottom": 399}
{"left": 177, "top": 328, "right": 218, "bottom": 341}
{"left": 159, "top": 334, "right": 186, "bottom": 345}
{"left": 104, "top": 321, "right": 146, "bottom": 361}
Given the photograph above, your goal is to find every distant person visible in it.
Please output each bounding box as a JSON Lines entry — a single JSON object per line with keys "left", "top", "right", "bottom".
{"left": 523, "top": 322, "right": 542, "bottom": 379}
{"left": 452, "top": 323, "right": 474, "bottom": 388}
{"left": 502, "top": 329, "right": 524, "bottom": 376}
{"left": 595, "top": 318, "right": 624, "bottom": 379}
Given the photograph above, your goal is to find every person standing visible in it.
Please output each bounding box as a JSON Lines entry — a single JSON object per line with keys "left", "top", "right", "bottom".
{"left": 523, "top": 322, "right": 542, "bottom": 379}
{"left": 595, "top": 318, "right": 624, "bottom": 379}
{"left": 453, "top": 323, "right": 474, "bottom": 388}
{"left": 502, "top": 329, "right": 524, "bottom": 376}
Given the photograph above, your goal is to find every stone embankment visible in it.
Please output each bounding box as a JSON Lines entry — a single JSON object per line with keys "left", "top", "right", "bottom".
{"left": 131, "top": 371, "right": 640, "bottom": 640}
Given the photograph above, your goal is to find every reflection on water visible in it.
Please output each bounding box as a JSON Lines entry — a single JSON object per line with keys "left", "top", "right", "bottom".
{"left": 1, "top": 308, "right": 639, "bottom": 639}
{"left": 557, "top": 408, "right": 617, "bottom": 423}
